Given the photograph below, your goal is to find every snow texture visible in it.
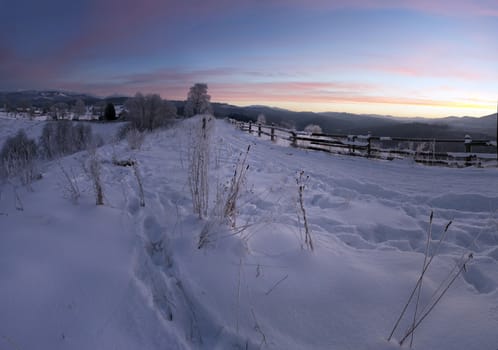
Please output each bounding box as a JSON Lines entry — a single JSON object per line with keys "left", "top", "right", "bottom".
{"left": 1, "top": 115, "right": 497, "bottom": 350}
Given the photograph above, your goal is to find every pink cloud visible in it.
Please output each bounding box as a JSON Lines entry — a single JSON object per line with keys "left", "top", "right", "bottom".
{"left": 269, "top": 0, "right": 498, "bottom": 17}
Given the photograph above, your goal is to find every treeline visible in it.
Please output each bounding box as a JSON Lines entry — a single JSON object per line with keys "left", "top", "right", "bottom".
{"left": 0, "top": 83, "right": 214, "bottom": 184}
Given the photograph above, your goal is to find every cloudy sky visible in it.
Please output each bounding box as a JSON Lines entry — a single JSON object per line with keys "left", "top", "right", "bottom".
{"left": 1, "top": 0, "right": 497, "bottom": 117}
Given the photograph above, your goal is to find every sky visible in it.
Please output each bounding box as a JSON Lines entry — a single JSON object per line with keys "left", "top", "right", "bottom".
{"left": 0, "top": 0, "right": 497, "bottom": 118}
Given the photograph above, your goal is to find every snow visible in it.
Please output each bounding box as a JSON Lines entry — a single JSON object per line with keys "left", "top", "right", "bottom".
{"left": 1, "top": 116, "right": 497, "bottom": 350}
{"left": 0, "top": 113, "right": 125, "bottom": 145}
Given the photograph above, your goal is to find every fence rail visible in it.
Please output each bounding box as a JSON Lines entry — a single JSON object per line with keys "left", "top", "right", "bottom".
{"left": 230, "top": 120, "right": 498, "bottom": 168}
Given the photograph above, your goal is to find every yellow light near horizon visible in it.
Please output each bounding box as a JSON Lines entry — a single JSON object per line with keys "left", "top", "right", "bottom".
{"left": 224, "top": 99, "right": 494, "bottom": 118}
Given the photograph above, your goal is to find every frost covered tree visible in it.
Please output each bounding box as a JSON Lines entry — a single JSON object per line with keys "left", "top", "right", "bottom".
{"left": 184, "top": 83, "right": 212, "bottom": 117}
{"left": 0, "top": 129, "right": 38, "bottom": 184}
{"left": 304, "top": 124, "right": 322, "bottom": 134}
{"left": 125, "top": 93, "right": 176, "bottom": 131}
{"left": 73, "top": 99, "right": 86, "bottom": 119}
{"left": 257, "top": 114, "right": 266, "bottom": 124}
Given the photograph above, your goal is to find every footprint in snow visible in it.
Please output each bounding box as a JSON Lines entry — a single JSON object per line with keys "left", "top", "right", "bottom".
{"left": 461, "top": 264, "right": 496, "bottom": 294}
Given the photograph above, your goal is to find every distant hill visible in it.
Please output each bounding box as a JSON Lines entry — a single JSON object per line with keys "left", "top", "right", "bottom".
{"left": 0, "top": 90, "right": 128, "bottom": 110}
{"left": 1, "top": 90, "right": 495, "bottom": 140}
{"left": 209, "top": 102, "right": 496, "bottom": 140}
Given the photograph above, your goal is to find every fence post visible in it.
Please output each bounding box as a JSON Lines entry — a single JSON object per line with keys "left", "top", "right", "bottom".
{"left": 258, "top": 123, "right": 262, "bottom": 137}
{"left": 464, "top": 135, "right": 472, "bottom": 153}
{"left": 291, "top": 131, "right": 297, "bottom": 147}
{"left": 249, "top": 121, "right": 252, "bottom": 134}
{"left": 271, "top": 123, "right": 275, "bottom": 142}
{"left": 367, "top": 135, "right": 372, "bottom": 157}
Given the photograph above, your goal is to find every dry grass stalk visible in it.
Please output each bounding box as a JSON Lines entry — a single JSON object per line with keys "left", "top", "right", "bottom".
{"left": 296, "top": 170, "right": 313, "bottom": 251}
{"left": 224, "top": 145, "right": 250, "bottom": 228}
{"left": 409, "top": 210, "right": 433, "bottom": 347}
{"left": 388, "top": 215, "right": 452, "bottom": 342}
{"left": 399, "top": 253, "right": 473, "bottom": 346}
{"left": 188, "top": 117, "right": 211, "bottom": 218}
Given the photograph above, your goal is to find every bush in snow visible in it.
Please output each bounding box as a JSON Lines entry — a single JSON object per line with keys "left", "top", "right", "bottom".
{"left": 0, "top": 129, "right": 38, "bottom": 185}
{"left": 304, "top": 124, "right": 322, "bottom": 134}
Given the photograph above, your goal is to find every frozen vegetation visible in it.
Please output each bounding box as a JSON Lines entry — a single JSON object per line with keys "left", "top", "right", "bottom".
{"left": 1, "top": 114, "right": 497, "bottom": 350}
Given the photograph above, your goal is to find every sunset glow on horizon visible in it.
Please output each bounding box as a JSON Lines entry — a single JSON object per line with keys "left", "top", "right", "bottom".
{"left": 1, "top": 0, "right": 497, "bottom": 118}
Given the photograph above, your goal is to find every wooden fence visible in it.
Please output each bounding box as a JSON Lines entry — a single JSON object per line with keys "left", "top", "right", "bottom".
{"left": 230, "top": 120, "right": 498, "bottom": 167}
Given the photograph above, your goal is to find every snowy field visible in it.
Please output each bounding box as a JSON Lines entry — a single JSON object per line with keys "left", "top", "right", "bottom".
{"left": 1, "top": 117, "right": 497, "bottom": 350}
{"left": 0, "top": 112, "right": 123, "bottom": 143}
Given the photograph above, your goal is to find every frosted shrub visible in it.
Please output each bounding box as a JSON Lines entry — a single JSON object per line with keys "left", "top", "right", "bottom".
{"left": 0, "top": 129, "right": 38, "bottom": 185}
{"left": 304, "top": 124, "right": 322, "bottom": 134}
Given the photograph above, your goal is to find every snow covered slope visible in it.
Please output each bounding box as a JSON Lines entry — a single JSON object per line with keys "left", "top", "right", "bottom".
{"left": 1, "top": 117, "right": 497, "bottom": 350}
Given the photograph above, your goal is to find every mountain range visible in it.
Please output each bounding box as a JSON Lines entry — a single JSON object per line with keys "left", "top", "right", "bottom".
{"left": 1, "top": 90, "right": 495, "bottom": 140}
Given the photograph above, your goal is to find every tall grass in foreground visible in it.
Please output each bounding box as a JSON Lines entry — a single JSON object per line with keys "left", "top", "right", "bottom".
{"left": 198, "top": 144, "right": 251, "bottom": 249}
{"left": 188, "top": 116, "right": 212, "bottom": 218}
{"left": 223, "top": 145, "right": 250, "bottom": 228}
{"left": 388, "top": 213, "right": 474, "bottom": 347}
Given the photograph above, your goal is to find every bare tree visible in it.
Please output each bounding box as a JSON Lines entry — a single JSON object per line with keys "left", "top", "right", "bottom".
{"left": 125, "top": 93, "right": 176, "bottom": 131}
{"left": 184, "top": 83, "right": 212, "bottom": 117}
{"left": 39, "top": 123, "right": 58, "bottom": 159}
{"left": 39, "top": 122, "right": 93, "bottom": 159}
